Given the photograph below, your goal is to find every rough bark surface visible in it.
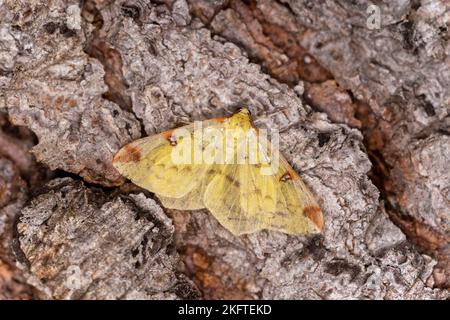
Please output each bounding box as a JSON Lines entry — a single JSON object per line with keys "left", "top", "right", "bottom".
{"left": 15, "top": 178, "right": 199, "bottom": 299}
{"left": 0, "top": 0, "right": 448, "bottom": 299}
{"left": 0, "top": 157, "right": 35, "bottom": 299}
{"left": 0, "top": 113, "right": 41, "bottom": 299}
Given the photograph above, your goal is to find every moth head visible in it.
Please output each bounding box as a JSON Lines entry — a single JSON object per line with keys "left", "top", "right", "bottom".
{"left": 236, "top": 107, "right": 251, "bottom": 116}
{"left": 228, "top": 107, "right": 253, "bottom": 130}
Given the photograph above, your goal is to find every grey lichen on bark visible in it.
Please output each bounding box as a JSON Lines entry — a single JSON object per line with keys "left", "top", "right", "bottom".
{"left": 16, "top": 178, "right": 199, "bottom": 300}
{"left": 1, "top": 0, "right": 141, "bottom": 186}
{"left": 0, "top": 0, "right": 448, "bottom": 299}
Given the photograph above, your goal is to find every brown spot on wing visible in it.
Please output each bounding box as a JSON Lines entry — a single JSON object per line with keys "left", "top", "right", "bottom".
{"left": 113, "top": 144, "right": 142, "bottom": 163}
{"left": 303, "top": 205, "right": 324, "bottom": 231}
{"left": 161, "top": 130, "right": 178, "bottom": 146}
{"left": 280, "top": 171, "right": 292, "bottom": 182}
{"left": 161, "top": 130, "right": 174, "bottom": 141}
{"left": 183, "top": 166, "right": 192, "bottom": 173}
{"left": 225, "top": 175, "right": 240, "bottom": 187}
{"left": 169, "top": 136, "right": 177, "bottom": 146}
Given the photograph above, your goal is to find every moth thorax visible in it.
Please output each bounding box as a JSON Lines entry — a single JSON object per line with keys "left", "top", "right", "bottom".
{"left": 228, "top": 111, "right": 252, "bottom": 130}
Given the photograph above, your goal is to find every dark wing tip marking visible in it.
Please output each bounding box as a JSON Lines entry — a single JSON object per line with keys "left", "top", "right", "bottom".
{"left": 303, "top": 205, "right": 324, "bottom": 231}
{"left": 113, "top": 144, "right": 142, "bottom": 163}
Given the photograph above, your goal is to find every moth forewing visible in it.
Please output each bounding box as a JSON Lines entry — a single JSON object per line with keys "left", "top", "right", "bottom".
{"left": 193, "top": 120, "right": 203, "bottom": 165}
{"left": 112, "top": 107, "right": 324, "bottom": 236}
{"left": 202, "top": 127, "right": 225, "bottom": 165}
{"left": 246, "top": 128, "right": 260, "bottom": 165}
{"left": 257, "top": 128, "right": 280, "bottom": 176}
{"left": 223, "top": 128, "right": 242, "bottom": 164}
{"left": 170, "top": 127, "right": 192, "bottom": 165}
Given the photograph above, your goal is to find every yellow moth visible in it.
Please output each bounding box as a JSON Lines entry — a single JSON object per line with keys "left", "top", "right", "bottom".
{"left": 113, "top": 108, "right": 323, "bottom": 236}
